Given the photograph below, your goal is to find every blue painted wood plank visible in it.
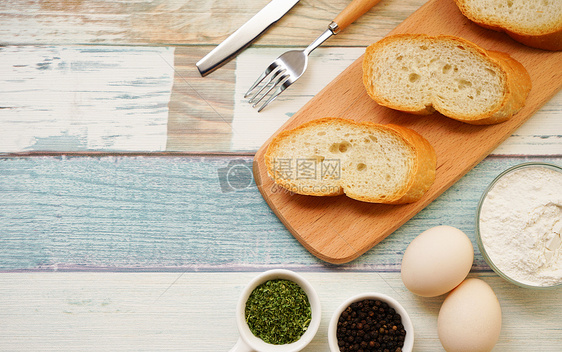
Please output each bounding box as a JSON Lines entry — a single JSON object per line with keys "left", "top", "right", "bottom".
{"left": 0, "top": 155, "right": 560, "bottom": 272}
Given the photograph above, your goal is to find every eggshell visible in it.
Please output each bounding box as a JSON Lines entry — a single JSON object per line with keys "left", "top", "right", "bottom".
{"left": 438, "top": 278, "right": 502, "bottom": 352}
{"left": 401, "top": 225, "right": 474, "bottom": 297}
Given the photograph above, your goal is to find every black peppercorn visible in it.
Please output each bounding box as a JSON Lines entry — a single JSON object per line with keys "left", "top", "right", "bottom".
{"left": 336, "top": 299, "right": 407, "bottom": 352}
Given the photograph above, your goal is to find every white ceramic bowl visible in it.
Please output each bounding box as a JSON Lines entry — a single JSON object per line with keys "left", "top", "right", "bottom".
{"left": 230, "top": 269, "right": 321, "bottom": 352}
{"left": 328, "top": 292, "right": 414, "bottom": 352}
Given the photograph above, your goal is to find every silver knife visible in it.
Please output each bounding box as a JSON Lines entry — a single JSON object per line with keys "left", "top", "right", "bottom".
{"left": 196, "top": 0, "right": 300, "bottom": 76}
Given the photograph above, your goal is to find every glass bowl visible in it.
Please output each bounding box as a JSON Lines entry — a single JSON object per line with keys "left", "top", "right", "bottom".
{"left": 475, "top": 162, "right": 562, "bottom": 289}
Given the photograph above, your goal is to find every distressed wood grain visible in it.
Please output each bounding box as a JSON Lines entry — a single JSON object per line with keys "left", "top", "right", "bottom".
{"left": 166, "top": 47, "right": 235, "bottom": 152}
{"left": 0, "top": 46, "right": 174, "bottom": 152}
{"left": 0, "top": 272, "right": 560, "bottom": 351}
{"left": 0, "top": 0, "right": 424, "bottom": 46}
{"left": 1, "top": 155, "right": 559, "bottom": 271}
{"left": 0, "top": 1, "right": 560, "bottom": 350}
{"left": 1, "top": 46, "right": 560, "bottom": 153}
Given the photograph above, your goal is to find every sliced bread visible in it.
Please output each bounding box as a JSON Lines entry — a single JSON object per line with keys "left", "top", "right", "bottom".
{"left": 454, "top": 0, "right": 562, "bottom": 51}
{"left": 264, "top": 117, "right": 436, "bottom": 204}
{"left": 362, "top": 34, "right": 531, "bottom": 125}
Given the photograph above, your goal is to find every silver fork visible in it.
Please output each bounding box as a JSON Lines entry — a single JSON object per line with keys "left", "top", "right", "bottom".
{"left": 245, "top": 0, "right": 382, "bottom": 112}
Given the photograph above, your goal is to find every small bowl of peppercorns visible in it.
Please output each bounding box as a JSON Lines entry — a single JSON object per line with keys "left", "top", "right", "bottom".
{"left": 328, "top": 292, "right": 414, "bottom": 352}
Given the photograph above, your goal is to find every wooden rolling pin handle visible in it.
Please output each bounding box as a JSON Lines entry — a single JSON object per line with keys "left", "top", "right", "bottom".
{"left": 332, "top": 0, "right": 382, "bottom": 33}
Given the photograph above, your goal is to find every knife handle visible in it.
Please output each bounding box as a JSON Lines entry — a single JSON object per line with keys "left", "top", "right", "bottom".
{"left": 332, "top": 0, "right": 382, "bottom": 33}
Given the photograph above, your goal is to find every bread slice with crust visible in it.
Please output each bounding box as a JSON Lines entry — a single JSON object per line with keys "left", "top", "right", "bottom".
{"left": 264, "top": 117, "right": 436, "bottom": 204}
{"left": 363, "top": 34, "right": 532, "bottom": 125}
{"left": 454, "top": 0, "right": 562, "bottom": 51}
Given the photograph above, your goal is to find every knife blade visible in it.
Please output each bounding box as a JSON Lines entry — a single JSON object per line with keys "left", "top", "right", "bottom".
{"left": 196, "top": 0, "right": 300, "bottom": 77}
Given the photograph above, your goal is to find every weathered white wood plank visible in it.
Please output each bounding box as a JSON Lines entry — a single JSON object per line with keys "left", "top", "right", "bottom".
{"left": 0, "top": 155, "right": 560, "bottom": 271}
{"left": 0, "top": 46, "right": 174, "bottom": 152}
{"left": 0, "top": 46, "right": 560, "bottom": 154}
{"left": 232, "top": 47, "right": 562, "bottom": 154}
{"left": 0, "top": 272, "right": 560, "bottom": 351}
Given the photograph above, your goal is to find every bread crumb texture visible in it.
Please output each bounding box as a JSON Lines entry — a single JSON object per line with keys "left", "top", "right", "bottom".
{"left": 454, "top": 0, "right": 562, "bottom": 50}
{"left": 456, "top": 0, "right": 562, "bottom": 34}
{"left": 264, "top": 118, "right": 436, "bottom": 204}
{"left": 363, "top": 34, "right": 531, "bottom": 124}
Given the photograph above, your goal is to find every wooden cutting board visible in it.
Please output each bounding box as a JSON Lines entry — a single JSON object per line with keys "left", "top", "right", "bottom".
{"left": 253, "top": 0, "right": 562, "bottom": 264}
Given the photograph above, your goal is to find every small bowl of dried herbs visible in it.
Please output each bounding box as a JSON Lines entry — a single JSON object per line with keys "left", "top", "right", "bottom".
{"left": 328, "top": 292, "right": 414, "bottom": 352}
{"left": 231, "top": 269, "right": 321, "bottom": 352}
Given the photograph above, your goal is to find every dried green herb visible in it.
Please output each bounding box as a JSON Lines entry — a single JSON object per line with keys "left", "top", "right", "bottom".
{"left": 245, "top": 279, "right": 311, "bottom": 345}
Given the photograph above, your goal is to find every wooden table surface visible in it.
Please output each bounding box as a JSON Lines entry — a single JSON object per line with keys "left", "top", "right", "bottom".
{"left": 0, "top": 0, "right": 560, "bottom": 351}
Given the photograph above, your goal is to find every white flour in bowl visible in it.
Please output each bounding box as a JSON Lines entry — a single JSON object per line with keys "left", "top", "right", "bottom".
{"left": 479, "top": 165, "right": 562, "bottom": 287}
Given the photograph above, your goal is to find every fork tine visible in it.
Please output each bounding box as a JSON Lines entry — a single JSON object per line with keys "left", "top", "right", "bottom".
{"left": 256, "top": 76, "right": 290, "bottom": 112}
{"left": 248, "top": 67, "right": 284, "bottom": 104}
{"left": 244, "top": 62, "right": 280, "bottom": 98}
{"left": 251, "top": 72, "right": 288, "bottom": 107}
{"left": 244, "top": 69, "right": 268, "bottom": 98}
